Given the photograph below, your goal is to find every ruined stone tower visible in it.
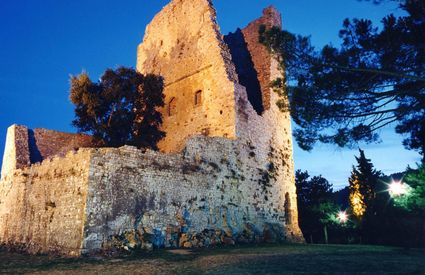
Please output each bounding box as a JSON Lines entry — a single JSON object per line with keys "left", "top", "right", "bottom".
{"left": 136, "top": 0, "right": 299, "bottom": 239}
{"left": 136, "top": 0, "right": 239, "bottom": 153}
{"left": 136, "top": 0, "right": 292, "bottom": 159}
{"left": 0, "top": 0, "right": 303, "bottom": 256}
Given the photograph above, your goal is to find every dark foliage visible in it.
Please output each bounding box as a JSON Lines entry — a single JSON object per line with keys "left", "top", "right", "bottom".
{"left": 296, "top": 152, "right": 424, "bottom": 247}
{"left": 364, "top": 171, "right": 424, "bottom": 247}
{"left": 331, "top": 187, "right": 350, "bottom": 209}
{"left": 296, "top": 170, "right": 334, "bottom": 206}
{"left": 260, "top": 0, "right": 425, "bottom": 159}
{"left": 295, "top": 170, "right": 337, "bottom": 243}
{"left": 348, "top": 150, "right": 424, "bottom": 247}
{"left": 70, "top": 67, "right": 165, "bottom": 149}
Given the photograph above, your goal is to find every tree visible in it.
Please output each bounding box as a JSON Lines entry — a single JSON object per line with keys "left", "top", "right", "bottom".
{"left": 70, "top": 67, "right": 165, "bottom": 149}
{"left": 391, "top": 164, "right": 425, "bottom": 246}
{"left": 296, "top": 170, "right": 334, "bottom": 205}
{"left": 347, "top": 149, "right": 388, "bottom": 244}
{"left": 393, "top": 164, "right": 425, "bottom": 212}
{"left": 259, "top": 0, "right": 425, "bottom": 159}
{"left": 348, "top": 149, "right": 381, "bottom": 220}
{"left": 348, "top": 171, "right": 366, "bottom": 219}
{"left": 295, "top": 170, "right": 336, "bottom": 243}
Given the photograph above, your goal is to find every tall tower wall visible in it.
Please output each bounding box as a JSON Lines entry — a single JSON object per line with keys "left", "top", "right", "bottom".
{"left": 137, "top": 0, "right": 239, "bottom": 153}
{"left": 225, "top": 7, "right": 301, "bottom": 235}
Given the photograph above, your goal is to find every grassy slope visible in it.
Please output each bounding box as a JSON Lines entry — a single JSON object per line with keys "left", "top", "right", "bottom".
{"left": 0, "top": 244, "right": 424, "bottom": 274}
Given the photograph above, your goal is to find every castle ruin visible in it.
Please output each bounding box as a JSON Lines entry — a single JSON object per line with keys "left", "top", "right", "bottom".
{"left": 0, "top": 0, "right": 303, "bottom": 256}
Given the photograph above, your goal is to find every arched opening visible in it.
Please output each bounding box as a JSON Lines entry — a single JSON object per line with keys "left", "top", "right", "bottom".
{"left": 284, "top": 192, "right": 292, "bottom": 225}
{"left": 194, "top": 90, "right": 202, "bottom": 106}
{"left": 168, "top": 97, "right": 176, "bottom": 116}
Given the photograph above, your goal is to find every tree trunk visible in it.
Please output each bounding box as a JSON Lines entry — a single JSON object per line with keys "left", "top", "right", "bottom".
{"left": 107, "top": 103, "right": 117, "bottom": 127}
{"left": 324, "top": 225, "right": 328, "bottom": 244}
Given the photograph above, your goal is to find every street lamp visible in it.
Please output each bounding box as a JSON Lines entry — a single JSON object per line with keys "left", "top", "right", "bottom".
{"left": 337, "top": 211, "right": 348, "bottom": 223}
{"left": 388, "top": 180, "right": 409, "bottom": 197}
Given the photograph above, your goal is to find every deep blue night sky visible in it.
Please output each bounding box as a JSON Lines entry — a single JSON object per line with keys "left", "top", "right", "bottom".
{"left": 0, "top": 0, "right": 420, "bottom": 188}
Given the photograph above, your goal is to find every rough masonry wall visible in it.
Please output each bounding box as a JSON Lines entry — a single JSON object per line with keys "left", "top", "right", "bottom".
{"left": 0, "top": 149, "right": 92, "bottom": 256}
{"left": 228, "top": 7, "right": 301, "bottom": 239}
{"left": 30, "top": 128, "right": 94, "bottom": 163}
{"left": 1, "top": 125, "right": 30, "bottom": 179}
{"left": 233, "top": 84, "right": 300, "bottom": 237}
{"left": 1, "top": 125, "right": 94, "bottom": 179}
{"left": 240, "top": 6, "right": 282, "bottom": 111}
{"left": 82, "top": 137, "right": 303, "bottom": 253}
{"left": 137, "top": 0, "right": 239, "bottom": 153}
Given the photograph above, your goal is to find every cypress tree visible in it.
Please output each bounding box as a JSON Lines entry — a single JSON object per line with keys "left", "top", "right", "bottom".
{"left": 348, "top": 149, "right": 382, "bottom": 242}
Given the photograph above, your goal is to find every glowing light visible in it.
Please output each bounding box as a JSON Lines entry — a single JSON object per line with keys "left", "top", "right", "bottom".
{"left": 389, "top": 180, "right": 409, "bottom": 197}
{"left": 337, "top": 211, "right": 348, "bottom": 223}
{"left": 349, "top": 190, "right": 365, "bottom": 218}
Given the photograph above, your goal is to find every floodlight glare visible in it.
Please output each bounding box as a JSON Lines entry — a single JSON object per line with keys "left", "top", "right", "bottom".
{"left": 337, "top": 211, "right": 348, "bottom": 223}
{"left": 389, "top": 180, "right": 408, "bottom": 197}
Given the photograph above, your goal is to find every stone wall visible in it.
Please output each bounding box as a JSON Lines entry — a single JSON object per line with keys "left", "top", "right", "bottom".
{"left": 0, "top": 149, "right": 92, "bottom": 256}
{"left": 225, "top": 31, "right": 264, "bottom": 115}
{"left": 30, "top": 128, "right": 94, "bottom": 163}
{"left": 224, "top": 7, "right": 281, "bottom": 114}
{"left": 1, "top": 125, "right": 94, "bottom": 179}
{"left": 1, "top": 125, "right": 30, "bottom": 178}
{"left": 136, "top": 0, "right": 239, "bottom": 153}
{"left": 82, "top": 136, "right": 302, "bottom": 253}
{"left": 0, "top": 136, "right": 302, "bottom": 256}
{"left": 227, "top": 6, "right": 300, "bottom": 238}
{"left": 240, "top": 6, "right": 282, "bottom": 112}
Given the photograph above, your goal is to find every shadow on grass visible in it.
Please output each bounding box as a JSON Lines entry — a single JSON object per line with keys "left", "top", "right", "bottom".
{"left": 1, "top": 244, "right": 424, "bottom": 274}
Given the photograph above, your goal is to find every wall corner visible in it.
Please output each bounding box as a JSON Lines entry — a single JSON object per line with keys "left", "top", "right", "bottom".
{"left": 1, "top": 124, "right": 30, "bottom": 179}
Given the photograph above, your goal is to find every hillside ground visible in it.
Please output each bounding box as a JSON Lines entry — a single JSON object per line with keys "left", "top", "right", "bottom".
{"left": 0, "top": 243, "right": 423, "bottom": 274}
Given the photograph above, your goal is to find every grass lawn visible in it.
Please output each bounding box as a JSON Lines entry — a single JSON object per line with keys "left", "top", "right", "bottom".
{"left": 0, "top": 244, "right": 423, "bottom": 274}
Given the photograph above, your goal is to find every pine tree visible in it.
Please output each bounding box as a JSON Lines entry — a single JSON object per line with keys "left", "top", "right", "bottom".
{"left": 349, "top": 149, "right": 381, "bottom": 220}
{"left": 348, "top": 170, "right": 366, "bottom": 219}
{"left": 348, "top": 149, "right": 382, "bottom": 243}
{"left": 259, "top": 0, "right": 425, "bottom": 159}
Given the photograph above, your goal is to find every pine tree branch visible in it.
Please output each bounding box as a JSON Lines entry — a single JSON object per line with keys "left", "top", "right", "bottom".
{"left": 320, "top": 63, "right": 425, "bottom": 83}
{"left": 336, "top": 108, "right": 398, "bottom": 118}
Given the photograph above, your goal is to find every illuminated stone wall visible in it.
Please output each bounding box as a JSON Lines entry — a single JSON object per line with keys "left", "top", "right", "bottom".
{"left": 1, "top": 125, "right": 30, "bottom": 179}
{"left": 0, "top": 150, "right": 92, "bottom": 256}
{"left": 136, "top": 0, "right": 239, "bottom": 153}
{"left": 229, "top": 7, "right": 301, "bottom": 237}
{"left": 0, "top": 138, "right": 302, "bottom": 256}
{"left": 83, "top": 138, "right": 303, "bottom": 253}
